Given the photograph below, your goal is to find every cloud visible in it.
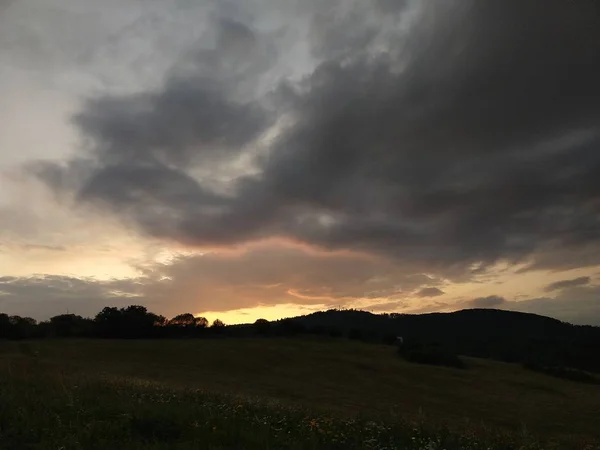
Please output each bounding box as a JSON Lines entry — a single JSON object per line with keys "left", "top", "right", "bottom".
{"left": 544, "top": 276, "right": 591, "bottom": 292}
{"left": 34, "top": 0, "right": 600, "bottom": 280}
{"left": 136, "top": 243, "right": 442, "bottom": 314}
{"left": 72, "top": 17, "right": 274, "bottom": 168}
{"left": 0, "top": 275, "right": 144, "bottom": 319}
{"left": 3, "top": 250, "right": 599, "bottom": 326}
{"left": 0, "top": 242, "right": 442, "bottom": 319}
{"left": 467, "top": 295, "right": 507, "bottom": 308}
{"left": 20, "top": 244, "right": 67, "bottom": 252}
{"left": 416, "top": 287, "right": 444, "bottom": 298}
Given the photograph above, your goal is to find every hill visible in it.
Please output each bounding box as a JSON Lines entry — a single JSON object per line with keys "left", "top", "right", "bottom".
{"left": 289, "top": 308, "right": 568, "bottom": 337}
{"left": 255, "top": 308, "right": 600, "bottom": 373}
{"left": 4, "top": 306, "right": 600, "bottom": 373}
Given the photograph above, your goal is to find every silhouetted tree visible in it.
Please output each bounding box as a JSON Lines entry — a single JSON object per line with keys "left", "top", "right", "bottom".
{"left": 0, "top": 313, "right": 10, "bottom": 339}
{"left": 207, "top": 319, "right": 225, "bottom": 335}
{"left": 48, "top": 314, "right": 93, "bottom": 337}
{"left": 8, "top": 315, "right": 37, "bottom": 340}
{"left": 154, "top": 315, "right": 169, "bottom": 327}
{"left": 122, "top": 305, "right": 161, "bottom": 338}
{"left": 170, "top": 313, "right": 197, "bottom": 327}
{"left": 94, "top": 305, "right": 160, "bottom": 338}
{"left": 254, "top": 318, "right": 271, "bottom": 336}
{"left": 275, "top": 318, "right": 306, "bottom": 336}
{"left": 211, "top": 319, "right": 225, "bottom": 328}
{"left": 94, "top": 307, "right": 122, "bottom": 338}
{"left": 194, "top": 316, "right": 209, "bottom": 328}
{"left": 168, "top": 314, "right": 208, "bottom": 329}
{"left": 163, "top": 313, "right": 208, "bottom": 337}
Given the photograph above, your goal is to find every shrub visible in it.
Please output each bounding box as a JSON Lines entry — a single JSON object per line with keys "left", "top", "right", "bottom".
{"left": 348, "top": 328, "right": 363, "bottom": 340}
{"left": 328, "top": 327, "right": 343, "bottom": 338}
{"left": 381, "top": 333, "right": 398, "bottom": 345}
{"left": 523, "top": 362, "right": 599, "bottom": 384}
{"left": 398, "top": 340, "right": 466, "bottom": 369}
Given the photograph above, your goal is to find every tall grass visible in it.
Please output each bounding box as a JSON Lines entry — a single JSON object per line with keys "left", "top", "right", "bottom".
{"left": 1, "top": 341, "right": 599, "bottom": 449}
{"left": 0, "top": 359, "right": 576, "bottom": 449}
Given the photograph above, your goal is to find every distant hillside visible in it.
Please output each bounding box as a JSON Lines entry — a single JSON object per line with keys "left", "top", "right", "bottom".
{"left": 5, "top": 305, "right": 600, "bottom": 374}
{"left": 252, "top": 308, "right": 600, "bottom": 373}
{"left": 294, "top": 308, "right": 569, "bottom": 338}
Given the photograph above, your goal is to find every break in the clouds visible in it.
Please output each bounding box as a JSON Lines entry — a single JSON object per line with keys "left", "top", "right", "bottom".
{"left": 38, "top": 0, "right": 600, "bottom": 276}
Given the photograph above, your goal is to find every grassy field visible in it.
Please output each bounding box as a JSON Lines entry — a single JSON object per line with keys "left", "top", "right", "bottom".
{"left": 1, "top": 338, "right": 599, "bottom": 449}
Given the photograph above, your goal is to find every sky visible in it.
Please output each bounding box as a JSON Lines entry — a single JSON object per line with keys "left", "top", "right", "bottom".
{"left": 1, "top": 0, "right": 600, "bottom": 325}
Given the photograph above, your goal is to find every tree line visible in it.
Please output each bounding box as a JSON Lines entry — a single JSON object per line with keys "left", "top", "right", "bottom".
{"left": 0, "top": 306, "right": 226, "bottom": 340}
{"left": 0, "top": 306, "right": 375, "bottom": 341}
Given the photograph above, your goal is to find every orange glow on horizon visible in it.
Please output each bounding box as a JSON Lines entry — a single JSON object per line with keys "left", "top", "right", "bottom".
{"left": 196, "top": 303, "right": 328, "bottom": 325}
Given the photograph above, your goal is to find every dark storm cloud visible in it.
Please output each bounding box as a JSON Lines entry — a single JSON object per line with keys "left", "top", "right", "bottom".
{"left": 73, "top": 16, "right": 274, "bottom": 169}
{"left": 258, "top": 0, "right": 600, "bottom": 270}
{"left": 467, "top": 295, "right": 507, "bottom": 309}
{"left": 41, "top": 0, "right": 600, "bottom": 275}
{"left": 544, "top": 277, "right": 591, "bottom": 293}
{"left": 416, "top": 287, "right": 444, "bottom": 298}
{"left": 75, "top": 83, "right": 266, "bottom": 167}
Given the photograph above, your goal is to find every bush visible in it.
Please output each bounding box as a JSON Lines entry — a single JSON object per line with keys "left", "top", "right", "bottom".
{"left": 275, "top": 319, "right": 306, "bottom": 336}
{"left": 398, "top": 341, "right": 466, "bottom": 369}
{"left": 523, "top": 362, "right": 599, "bottom": 384}
{"left": 348, "top": 328, "right": 363, "bottom": 340}
{"left": 328, "top": 327, "right": 343, "bottom": 338}
{"left": 381, "top": 333, "right": 398, "bottom": 345}
{"left": 308, "top": 325, "right": 327, "bottom": 336}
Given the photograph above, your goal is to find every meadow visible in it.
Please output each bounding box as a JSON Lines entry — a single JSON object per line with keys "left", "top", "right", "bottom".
{"left": 1, "top": 338, "right": 599, "bottom": 449}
